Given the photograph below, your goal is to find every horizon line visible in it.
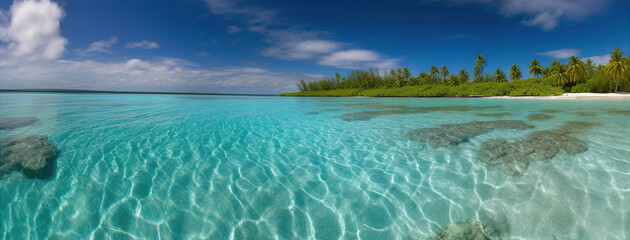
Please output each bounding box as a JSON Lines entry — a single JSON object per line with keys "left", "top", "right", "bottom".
{"left": 0, "top": 88, "right": 279, "bottom": 97}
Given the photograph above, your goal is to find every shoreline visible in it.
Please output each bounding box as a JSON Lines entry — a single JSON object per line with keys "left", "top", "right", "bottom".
{"left": 484, "top": 93, "right": 630, "bottom": 100}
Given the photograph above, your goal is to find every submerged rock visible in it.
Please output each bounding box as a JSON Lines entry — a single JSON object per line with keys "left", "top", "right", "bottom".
{"left": 540, "top": 109, "right": 562, "bottom": 113}
{"left": 574, "top": 112, "right": 596, "bottom": 117}
{"left": 527, "top": 113, "right": 552, "bottom": 121}
{"left": 476, "top": 121, "right": 592, "bottom": 176}
{"left": 608, "top": 109, "right": 630, "bottom": 115}
{"left": 475, "top": 112, "right": 512, "bottom": 118}
{"left": 0, "top": 135, "right": 57, "bottom": 179}
{"left": 342, "top": 110, "right": 410, "bottom": 121}
{"left": 0, "top": 116, "right": 37, "bottom": 130}
{"left": 407, "top": 120, "right": 534, "bottom": 148}
{"left": 430, "top": 218, "right": 508, "bottom": 240}
{"left": 341, "top": 105, "right": 501, "bottom": 121}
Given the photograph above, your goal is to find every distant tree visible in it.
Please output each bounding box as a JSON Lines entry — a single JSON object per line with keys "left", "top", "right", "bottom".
{"left": 394, "top": 67, "right": 408, "bottom": 87}
{"left": 334, "top": 72, "right": 341, "bottom": 85}
{"left": 585, "top": 59, "right": 596, "bottom": 77}
{"left": 307, "top": 80, "right": 320, "bottom": 91}
{"left": 529, "top": 59, "right": 543, "bottom": 78}
{"left": 402, "top": 67, "right": 411, "bottom": 83}
{"left": 474, "top": 54, "right": 487, "bottom": 80}
{"left": 550, "top": 65, "right": 570, "bottom": 87}
{"left": 567, "top": 56, "right": 587, "bottom": 84}
{"left": 445, "top": 74, "right": 458, "bottom": 86}
{"left": 493, "top": 68, "right": 507, "bottom": 83}
{"left": 549, "top": 60, "right": 562, "bottom": 72}
{"left": 297, "top": 79, "right": 308, "bottom": 91}
{"left": 509, "top": 64, "right": 522, "bottom": 81}
{"left": 429, "top": 65, "right": 439, "bottom": 83}
{"left": 606, "top": 47, "right": 630, "bottom": 92}
{"left": 440, "top": 66, "right": 449, "bottom": 81}
{"left": 458, "top": 68, "right": 470, "bottom": 83}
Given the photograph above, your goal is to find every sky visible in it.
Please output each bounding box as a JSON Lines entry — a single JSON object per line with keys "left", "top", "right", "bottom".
{"left": 0, "top": 0, "right": 628, "bottom": 94}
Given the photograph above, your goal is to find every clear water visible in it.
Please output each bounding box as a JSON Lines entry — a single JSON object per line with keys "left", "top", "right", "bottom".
{"left": 1, "top": 93, "right": 629, "bottom": 239}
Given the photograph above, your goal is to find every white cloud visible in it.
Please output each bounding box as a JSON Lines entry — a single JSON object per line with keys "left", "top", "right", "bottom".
{"left": 536, "top": 48, "right": 580, "bottom": 58}
{"left": 204, "top": 0, "right": 398, "bottom": 69}
{"left": 261, "top": 30, "right": 342, "bottom": 60}
{"left": 583, "top": 54, "right": 610, "bottom": 65}
{"left": 227, "top": 25, "right": 241, "bottom": 34}
{"left": 0, "top": 1, "right": 319, "bottom": 93}
{"left": 0, "top": 0, "right": 67, "bottom": 61}
{"left": 319, "top": 49, "right": 397, "bottom": 69}
{"left": 0, "top": 57, "right": 323, "bottom": 93}
{"left": 125, "top": 40, "right": 160, "bottom": 49}
{"left": 427, "top": 0, "right": 611, "bottom": 31}
{"left": 204, "top": 0, "right": 276, "bottom": 24}
{"left": 76, "top": 36, "right": 118, "bottom": 55}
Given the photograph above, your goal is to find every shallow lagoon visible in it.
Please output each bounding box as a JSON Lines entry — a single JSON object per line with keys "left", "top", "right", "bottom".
{"left": 1, "top": 93, "right": 629, "bottom": 239}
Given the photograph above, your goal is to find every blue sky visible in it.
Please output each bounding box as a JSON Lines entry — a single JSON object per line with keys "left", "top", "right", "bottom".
{"left": 0, "top": 0, "right": 628, "bottom": 93}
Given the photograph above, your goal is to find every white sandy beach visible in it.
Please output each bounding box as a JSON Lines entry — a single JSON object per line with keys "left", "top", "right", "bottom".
{"left": 486, "top": 93, "right": 630, "bottom": 100}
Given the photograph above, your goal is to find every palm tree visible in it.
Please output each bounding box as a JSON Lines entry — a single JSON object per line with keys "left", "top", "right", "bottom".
{"left": 607, "top": 47, "right": 630, "bottom": 92}
{"left": 440, "top": 66, "right": 449, "bottom": 81}
{"left": 550, "top": 65, "right": 570, "bottom": 87}
{"left": 549, "top": 60, "right": 562, "bottom": 72}
{"left": 429, "top": 65, "right": 439, "bottom": 83}
{"left": 567, "top": 56, "right": 587, "bottom": 84}
{"left": 493, "top": 68, "right": 507, "bottom": 82}
{"left": 474, "top": 54, "right": 487, "bottom": 79}
{"left": 458, "top": 68, "right": 469, "bottom": 83}
{"left": 529, "top": 59, "right": 543, "bottom": 78}
{"left": 509, "top": 64, "right": 522, "bottom": 81}
{"left": 585, "top": 58, "right": 596, "bottom": 77}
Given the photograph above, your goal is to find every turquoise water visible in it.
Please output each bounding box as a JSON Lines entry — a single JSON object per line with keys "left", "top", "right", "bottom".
{"left": 1, "top": 93, "right": 629, "bottom": 239}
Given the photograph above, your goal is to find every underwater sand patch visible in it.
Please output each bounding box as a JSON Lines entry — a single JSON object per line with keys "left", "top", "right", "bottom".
{"left": 0, "top": 116, "right": 37, "bottom": 130}
{"left": 0, "top": 135, "right": 58, "bottom": 179}
{"left": 407, "top": 120, "right": 534, "bottom": 148}
{"left": 430, "top": 217, "right": 508, "bottom": 240}
{"left": 527, "top": 113, "right": 553, "bottom": 121}
{"left": 476, "top": 121, "right": 593, "bottom": 176}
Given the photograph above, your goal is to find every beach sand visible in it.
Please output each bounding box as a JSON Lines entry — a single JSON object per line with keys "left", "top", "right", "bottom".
{"left": 485, "top": 93, "right": 630, "bottom": 100}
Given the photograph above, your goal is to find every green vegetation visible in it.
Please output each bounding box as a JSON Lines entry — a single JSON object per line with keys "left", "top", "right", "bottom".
{"left": 283, "top": 47, "right": 630, "bottom": 97}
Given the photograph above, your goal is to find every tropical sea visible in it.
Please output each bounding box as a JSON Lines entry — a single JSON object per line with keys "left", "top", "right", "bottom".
{"left": 0, "top": 93, "right": 628, "bottom": 239}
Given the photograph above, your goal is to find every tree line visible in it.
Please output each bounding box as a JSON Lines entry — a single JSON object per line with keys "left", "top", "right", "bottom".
{"left": 296, "top": 47, "right": 630, "bottom": 94}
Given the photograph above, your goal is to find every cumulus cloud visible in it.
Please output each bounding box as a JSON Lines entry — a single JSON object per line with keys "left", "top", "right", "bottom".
{"left": 204, "top": 0, "right": 398, "bottom": 69}
{"left": 319, "top": 49, "right": 397, "bottom": 69}
{"left": 261, "top": 30, "right": 342, "bottom": 60}
{"left": 76, "top": 36, "right": 118, "bottom": 55}
{"left": 125, "top": 40, "right": 160, "bottom": 49}
{"left": 583, "top": 54, "right": 610, "bottom": 65}
{"left": 536, "top": 48, "right": 580, "bottom": 58}
{"left": 0, "top": 0, "right": 320, "bottom": 93}
{"left": 0, "top": 0, "right": 67, "bottom": 61}
{"left": 427, "top": 0, "right": 611, "bottom": 31}
{"left": 0, "top": 57, "right": 323, "bottom": 93}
